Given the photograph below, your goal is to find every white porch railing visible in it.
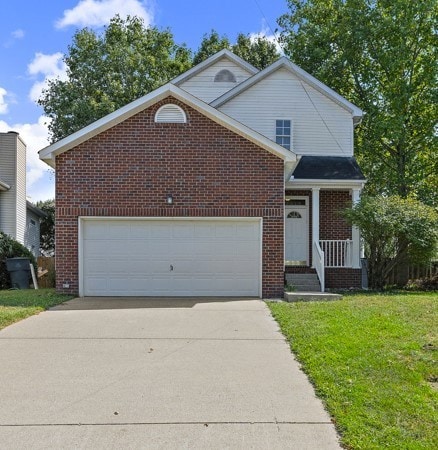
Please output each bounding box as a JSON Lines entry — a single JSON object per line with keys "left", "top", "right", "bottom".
{"left": 320, "top": 240, "right": 353, "bottom": 268}
{"left": 313, "top": 241, "right": 325, "bottom": 292}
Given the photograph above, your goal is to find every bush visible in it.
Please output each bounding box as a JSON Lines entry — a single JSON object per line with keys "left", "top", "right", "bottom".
{"left": 0, "top": 232, "right": 37, "bottom": 289}
{"left": 405, "top": 274, "right": 438, "bottom": 291}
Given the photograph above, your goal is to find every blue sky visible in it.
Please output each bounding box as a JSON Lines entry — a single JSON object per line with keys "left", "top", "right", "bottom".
{"left": 0, "top": 0, "right": 287, "bottom": 202}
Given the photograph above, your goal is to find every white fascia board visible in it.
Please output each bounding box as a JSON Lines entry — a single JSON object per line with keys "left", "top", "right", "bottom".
{"left": 39, "top": 84, "right": 296, "bottom": 167}
{"left": 171, "top": 49, "right": 259, "bottom": 86}
{"left": 0, "top": 179, "right": 11, "bottom": 191}
{"left": 38, "top": 84, "right": 174, "bottom": 168}
{"left": 211, "top": 57, "right": 363, "bottom": 120}
{"left": 287, "top": 179, "right": 366, "bottom": 190}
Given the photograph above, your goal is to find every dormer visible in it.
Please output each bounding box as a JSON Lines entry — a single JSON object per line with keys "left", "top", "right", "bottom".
{"left": 172, "top": 49, "right": 258, "bottom": 104}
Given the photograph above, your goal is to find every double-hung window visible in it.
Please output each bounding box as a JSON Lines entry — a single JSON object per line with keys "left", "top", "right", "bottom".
{"left": 276, "top": 119, "right": 291, "bottom": 150}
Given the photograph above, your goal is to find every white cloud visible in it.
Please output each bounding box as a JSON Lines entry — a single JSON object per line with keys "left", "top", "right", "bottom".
{"left": 0, "top": 87, "right": 8, "bottom": 114}
{"left": 250, "top": 22, "right": 283, "bottom": 54}
{"left": 0, "top": 116, "right": 52, "bottom": 199}
{"left": 27, "top": 52, "right": 67, "bottom": 103}
{"left": 56, "top": 0, "right": 153, "bottom": 29}
{"left": 11, "top": 29, "right": 25, "bottom": 39}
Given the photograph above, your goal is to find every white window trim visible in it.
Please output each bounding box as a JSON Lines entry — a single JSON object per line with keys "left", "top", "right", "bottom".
{"left": 275, "top": 119, "right": 293, "bottom": 151}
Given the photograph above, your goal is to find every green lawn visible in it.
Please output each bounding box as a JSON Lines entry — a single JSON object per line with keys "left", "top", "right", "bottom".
{"left": 0, "top": 288, "right": 74, "bottom": 330}
{"left": 268, "top": 292, "right": 438, "bottom": 450}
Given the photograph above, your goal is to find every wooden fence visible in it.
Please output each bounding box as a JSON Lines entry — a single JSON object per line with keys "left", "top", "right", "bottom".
{"left": 385, "top": 260, "right": 438, "bottom": 286}
{"left": 37, "top": 256, "right": 55, "bottom": 288}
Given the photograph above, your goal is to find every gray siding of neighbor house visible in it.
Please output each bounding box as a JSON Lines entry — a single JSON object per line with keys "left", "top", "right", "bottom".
{"left": 0, "top": 132, "right": 27, "bottom": 243}
{"left": 24, "top": 208, "right": 41, "bottom": 257}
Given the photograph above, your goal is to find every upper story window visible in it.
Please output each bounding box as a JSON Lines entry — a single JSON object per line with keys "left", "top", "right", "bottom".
{"left": 30, "top": 219, "right": 36, "bottom": 226}
{"left": 154, "top": 104, "right": 187, "bottom": 123}
{"left": 276, "top": 119, "right": 291, "bottom": 150}
{"left": 214, "top": 69, "right": 236, "bottom": 83}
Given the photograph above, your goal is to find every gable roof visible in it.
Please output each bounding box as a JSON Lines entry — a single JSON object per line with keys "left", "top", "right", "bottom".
{"left": 39, "top": 83, "right": 296, "bottom": 167}
{"left": 211, "top": 57, "right": 363, "bottom": 124}
{"left": 171, "top": 49, "right": 259, "bottom": 86}
{"left": 26, "top": 200, "right": 47, "bottom": 218}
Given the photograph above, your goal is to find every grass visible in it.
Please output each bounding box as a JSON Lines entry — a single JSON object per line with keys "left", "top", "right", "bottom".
{"left": 268, "top": 291, "right": 438, "bottom": 450}
{"left": 0, "top": 288, "right": 74, "bottom": 330}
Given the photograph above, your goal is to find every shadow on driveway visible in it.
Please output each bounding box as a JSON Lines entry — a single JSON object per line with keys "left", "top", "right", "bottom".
{"left": 50, "top": 296, "right": 261, "bottom": 311}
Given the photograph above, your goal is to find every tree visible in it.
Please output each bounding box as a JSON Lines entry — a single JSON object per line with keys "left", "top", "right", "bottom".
{"left": 343, "top": 196, "right": 438, "bottom": 289}
{"left": 279, "top": 0, "right": 438, "bottom": 205}
{"left": 39, "top": 16, "right": 192, "bottom": 142}
{"left": 36, "top": 199, "right": 55, "bottom": 256}
{"left": 193, "top": 30, "right": 280, "bottom": 70}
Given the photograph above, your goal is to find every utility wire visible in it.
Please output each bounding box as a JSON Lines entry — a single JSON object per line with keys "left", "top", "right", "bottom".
{"left": 252, "top": 0, "right": 283, "bottom": 50}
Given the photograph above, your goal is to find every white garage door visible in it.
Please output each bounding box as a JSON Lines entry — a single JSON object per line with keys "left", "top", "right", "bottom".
{"left": 80, "top": 218, "right": 261, "bottom": 297}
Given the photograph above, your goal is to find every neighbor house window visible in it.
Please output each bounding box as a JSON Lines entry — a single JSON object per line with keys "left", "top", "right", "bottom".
{"left": 30, "top": 219, "right": 36, "bottom": 226}
{"left": 276, "top": 119, "right": 291, "bottom": 150}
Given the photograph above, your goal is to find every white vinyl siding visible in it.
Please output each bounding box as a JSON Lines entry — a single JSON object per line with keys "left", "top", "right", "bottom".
{"left": 219, "top": 68, "right": 353, "bottom": 156}
{"left": 179, "top": 59, "right": 253, "bottom": 103}
{"left": 24, "top": 209, "right": 41, "bottom": 257}
{"left": 15, "top": 137, "right": 27, "bottom": 243}
{"left": 0, "top": 133, "right": 27, "bottom": 243}
{"left": 80, "top": 218, "right": 261, "bottom": 297}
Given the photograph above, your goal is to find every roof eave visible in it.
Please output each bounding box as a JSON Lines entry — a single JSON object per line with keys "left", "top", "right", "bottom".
{"left": 0, "top": 180, "right": 11, "bottom": 191}
{"left": 287, "top": 178, "right": 367, "bottom": 189}
{"left": 39, "top": 84, "right": 296, "bottom": 166}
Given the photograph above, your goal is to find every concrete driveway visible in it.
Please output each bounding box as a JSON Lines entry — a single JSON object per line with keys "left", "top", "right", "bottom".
{"left": 0, "top": 297, "right": 341, "bottom": 449}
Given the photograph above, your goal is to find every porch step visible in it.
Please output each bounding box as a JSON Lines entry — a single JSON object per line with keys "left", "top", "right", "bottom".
{"left": 284, "top": 292, "right": 343, "bottom": 302}
{"left": 285, "top": 273, "right": 321, "bottom": 292}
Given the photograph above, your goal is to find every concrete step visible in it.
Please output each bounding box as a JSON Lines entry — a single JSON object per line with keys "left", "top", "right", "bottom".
{"left": 285, "top": 273, "right": 318, "bottom": 281}
{"left": 285, "top": 273, "right": 321, "bottom": 292}
{"left": 284, "top": 292, "right": 343, "bottom": 302}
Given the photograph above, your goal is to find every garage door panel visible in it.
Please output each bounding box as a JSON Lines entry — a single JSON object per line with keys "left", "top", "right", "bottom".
{"left": 82, "top": 219, "right": 261, "bottom": 296}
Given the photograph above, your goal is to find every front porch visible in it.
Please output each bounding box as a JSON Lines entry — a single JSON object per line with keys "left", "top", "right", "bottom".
{"left": 284, "top": 187, "right": 363, "bottom": 292}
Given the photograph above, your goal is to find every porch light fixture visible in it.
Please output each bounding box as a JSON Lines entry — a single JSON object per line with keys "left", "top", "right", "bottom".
{"left": 166, "top": 194, "right": 173, "bottom": 205}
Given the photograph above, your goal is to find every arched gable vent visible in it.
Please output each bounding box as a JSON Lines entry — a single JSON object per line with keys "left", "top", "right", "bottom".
{"left": 154, "top": 104, "right": 187, "bottom": 123}
{"left": 214, "top": 69, "right": 236, "bottom": 83}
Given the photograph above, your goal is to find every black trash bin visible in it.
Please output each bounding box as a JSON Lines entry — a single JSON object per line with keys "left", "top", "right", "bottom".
{"left": 5, "top": 257, "right": 31, "bottom": 289}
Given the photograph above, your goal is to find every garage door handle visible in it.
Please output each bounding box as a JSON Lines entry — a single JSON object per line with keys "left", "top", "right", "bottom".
{"left": 170, "top": 265, "right": 174, "bottom": 271}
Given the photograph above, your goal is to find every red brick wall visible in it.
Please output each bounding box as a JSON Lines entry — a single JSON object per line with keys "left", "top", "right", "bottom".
{"left": 55, "top": 97, "right": 285, "bottom": 297}
{"left": 320, "top": 191, "right": 352, "bottom": 240}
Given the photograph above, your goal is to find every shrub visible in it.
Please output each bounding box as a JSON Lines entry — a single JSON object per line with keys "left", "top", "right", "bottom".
{"left": 0, "top": 232, "right": 37, "bottom": 289}
{"left": 405, "top": 274, "right": 438, "bottom": 291}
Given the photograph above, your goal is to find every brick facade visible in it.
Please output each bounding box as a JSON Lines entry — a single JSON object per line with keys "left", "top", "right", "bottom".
{"left": 55, "top": 97, "right": 285, "bottom": 297}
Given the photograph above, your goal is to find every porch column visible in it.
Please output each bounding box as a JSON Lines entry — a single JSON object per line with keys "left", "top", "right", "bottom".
{"left": 311, "top": 188, "right": 320, "bottom": 268}
{"left": 351, "top": 188, "right": 361, "bottom": 268}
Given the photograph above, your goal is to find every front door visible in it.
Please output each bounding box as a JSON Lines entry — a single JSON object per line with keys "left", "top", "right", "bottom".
{"left": 285, "top": 198, "right": 309, "bottom": 265}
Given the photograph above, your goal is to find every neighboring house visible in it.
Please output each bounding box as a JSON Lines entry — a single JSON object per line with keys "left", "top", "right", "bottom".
{"left": 39, "top": 49, "right": 366, "bottom": 298}
{"left": 0, "top": 131, "right": 46, "bottom": 257}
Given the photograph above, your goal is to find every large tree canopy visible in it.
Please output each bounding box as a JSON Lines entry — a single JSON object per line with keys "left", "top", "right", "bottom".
{"left": 39, "top": 19, "right": 281, "bottom": 144}
{"left": 39, "top": 16, "right": 192, "bottom": 142}
{"left": 279, "top": 0, "right": 437, "bottom": 205}
{"left": 193, "top": 30, "right": 280, "bottom": 70}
